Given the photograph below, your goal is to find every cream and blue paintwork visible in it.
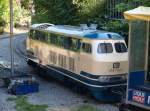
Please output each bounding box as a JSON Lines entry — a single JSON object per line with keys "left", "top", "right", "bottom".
{"left": 26, "top": 23, "right": 128, "bottom": 102}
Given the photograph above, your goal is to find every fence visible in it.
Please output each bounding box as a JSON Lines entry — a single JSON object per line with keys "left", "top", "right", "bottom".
{"left": 105, "top": 0, "right": 143, "bottom": 19}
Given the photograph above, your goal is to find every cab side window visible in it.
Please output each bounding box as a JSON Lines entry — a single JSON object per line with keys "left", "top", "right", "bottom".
{"left": 70, "top": 38, "right": 81, "bottom": 51}
{"left": 82, "top": 43, "right": 92, "bottom": 53}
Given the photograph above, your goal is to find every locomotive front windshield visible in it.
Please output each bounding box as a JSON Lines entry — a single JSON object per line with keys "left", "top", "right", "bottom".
{"left": 97, "top": 43, "right": 113, "bottom": 53}
{"left": 115, "top": 43, "right": 127, "bottom": 53}
{"left": 97, "top": 42, "right": 127, "bottom": 54}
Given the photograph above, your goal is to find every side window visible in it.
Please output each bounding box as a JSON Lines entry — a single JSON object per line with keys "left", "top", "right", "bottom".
{"left": 98, "top": 43, "right": 113, "bottom": 53}
{"left": 57, "top": 35, "right": 65, "bottom": 47}
{"left": 82, "top": 43, "right": 92, "bottom": 53}
{"left": 32, "top": 31, "right": 48, "bottom": 43}
{"left": 64, "top": 37, "right": 72, "bottom": 49}
{"left": 41, "top": 32, "right": 81, "bottom": 52}
{"left": 29, "top": 30, "right": 36, "bottom": 39}
{"left": 39, "top": 31, "right": 46, "bottom": 42}
{"left": 51, "top": 34, "right": 58, "bottom": 45}
{"left": 34, "top": 30, "right": 40, "bottom": 40}
{"left": 47, "top": 33, "right": 69, "bottom": 48}
{"left": 47, "top": 33, "right": 51, "bottom": 44}
{"left": 70, "top": 38, "right": 81, "bottom": 51}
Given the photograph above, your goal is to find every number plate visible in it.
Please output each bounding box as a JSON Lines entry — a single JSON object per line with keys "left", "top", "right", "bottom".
{"left": 113, "top": 62, "right": 120, "bottom": 68}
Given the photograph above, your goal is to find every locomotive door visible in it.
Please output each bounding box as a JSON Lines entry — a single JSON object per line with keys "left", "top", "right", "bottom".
{"left": 68, "top": 38, "right": 81, "bottom": 74}
{"left": 79, "top": 41, "right": 93, "bottom": 74}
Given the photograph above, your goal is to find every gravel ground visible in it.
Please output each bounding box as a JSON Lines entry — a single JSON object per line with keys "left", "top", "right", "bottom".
{"left": 0, "top": 33, "right": 119, "bottom": 111}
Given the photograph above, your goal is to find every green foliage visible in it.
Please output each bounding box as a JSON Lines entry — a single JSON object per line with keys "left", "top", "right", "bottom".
{"left": 74, "top": 0, "right": 106, "bottom": 23}
{"left": 72, "top": 104, "right": 103, "bottom": 111}
{"left": 0, "top": 0, "right": 5, "bottom": 17}
{"left": 32, "top": 0, "right": 106, "bottom": 25}
{"left": 0, "top": 27, "right": 4, "bottom": 34}
{"left": 115, "top": 0, "right": 150, "bottom": 13}
{"left": 114, "top": 0, "right": 150, "bottom": 38}
{"left": 32, "top": 0, "right": 150, "bottom": 39}
{"left": 13, "top": 1, "right": 31, "bottom": 27}
{"left": 0, "top": 17, "right": 5, "bottom": 34}
{"left": 105, "top": 20, "right": 128, "bottom": 37}
{"left": 0, "top": 0, "right": 8, "bottom": 16}
{"left": 33, "top": 0, "right": 80, "bottom": 24}
{"left": 7, "top": 96, "right": 48, "bottom": 111}
{"left": 21, "top": 0, "right": 30, "bottom": 10}
{"left": 0, "top": 0, "right": 9, "bottom": 27}
{"left": 0, "top": 0, "right": 19, "bottom": 26}
{"left": 0, "top": 0, "right": 31, "bottom": 28}
{"left": 0, "top": 17, "right": 5, "bottom": 26}
{"left": 115, "top": 3, "right": 130, "bottom": 12}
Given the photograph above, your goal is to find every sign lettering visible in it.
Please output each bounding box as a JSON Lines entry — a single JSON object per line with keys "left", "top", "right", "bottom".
{"left": 132, "top": 90, "right": 145, "bottom": 104}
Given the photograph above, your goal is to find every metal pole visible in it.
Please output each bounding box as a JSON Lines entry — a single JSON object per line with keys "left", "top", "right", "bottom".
{"left": 10, "top": 0, "right": 14, "bottom": 76}
{"left": 126, "top": 21, "right": 131, "bottom": 104}
{"left": 145, "top": 21, "right": 150, "bottom": 81}
{"left": 145, "top": 21, "right": 150, "bottom": 74}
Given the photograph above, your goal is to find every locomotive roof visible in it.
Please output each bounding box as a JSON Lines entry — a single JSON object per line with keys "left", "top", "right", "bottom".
{"left": 30, "top": 23, "right": 124, "bottom": 40}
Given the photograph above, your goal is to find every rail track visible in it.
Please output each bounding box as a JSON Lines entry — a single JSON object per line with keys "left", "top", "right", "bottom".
{"left": 0, "top": 34, "right": 28, "bottom": 78}
{"left": 13, "top": 34, "right": 27, "bottom": 59}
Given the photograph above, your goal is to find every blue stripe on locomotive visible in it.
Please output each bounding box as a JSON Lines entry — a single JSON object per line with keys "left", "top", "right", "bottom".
{"left": 83, "top": 32, "right": 124, "bottom": 40}
{"left": 29, "top": 60, "right": 126, "bottom": 102}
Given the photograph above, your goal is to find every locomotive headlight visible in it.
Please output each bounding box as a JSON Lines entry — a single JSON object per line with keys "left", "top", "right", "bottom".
{"left": 98, "top": 74, "right": 128, "bottom": 82}
{"left": 121, "top": 74, "right": 127, "bottom": 81}
{"left": 98, "top": 76, "right": 110, "bottom": 82}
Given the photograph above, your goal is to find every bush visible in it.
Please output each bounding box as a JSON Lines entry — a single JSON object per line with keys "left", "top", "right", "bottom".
{"left": 0, "top": 19, "right": 5, "bottom": 26}
{"left": 0, "top": 18, "right": 5, "bottom": 34}
{"left": 0, "top": 27, "right": 4, "bottom": 34}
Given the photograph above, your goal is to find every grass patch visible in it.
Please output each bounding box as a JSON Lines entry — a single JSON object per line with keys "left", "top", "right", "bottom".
{"left": 7, "top": 96, "right": 48, "bottom": 111}
{"left": 72, "top": 104, "right": 104, "bottom": 111}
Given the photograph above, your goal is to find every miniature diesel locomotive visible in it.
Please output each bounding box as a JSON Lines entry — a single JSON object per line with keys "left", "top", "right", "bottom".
{"left": 26, "top": 23, "right": 128, "bottom": 102}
